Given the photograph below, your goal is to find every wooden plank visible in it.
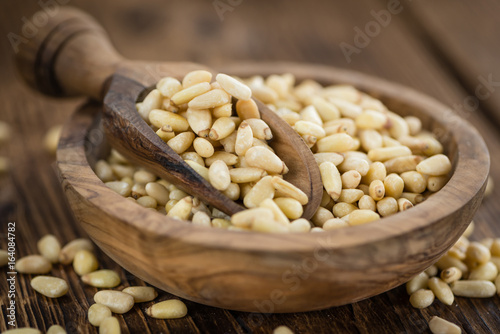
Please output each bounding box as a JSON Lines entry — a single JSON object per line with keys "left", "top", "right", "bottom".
{"left": 406, "top": 0, "right": 500, "bottom": 127}
{"left": 0, "top": 0, "right": 499, "bottom": 333}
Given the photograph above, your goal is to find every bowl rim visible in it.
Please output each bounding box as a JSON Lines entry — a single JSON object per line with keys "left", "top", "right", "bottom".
{"left": 57, "top": 61, "right": 490, "bottom": 254}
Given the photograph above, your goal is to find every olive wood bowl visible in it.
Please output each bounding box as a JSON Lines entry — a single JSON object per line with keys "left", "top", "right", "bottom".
{"left": 57, "top": 62, "right": 489, "bottom": 313}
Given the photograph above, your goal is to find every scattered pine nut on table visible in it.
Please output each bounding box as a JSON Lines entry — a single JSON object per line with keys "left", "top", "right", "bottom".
{"left": 94, "top": 71, "right": 455, "bottom": 233}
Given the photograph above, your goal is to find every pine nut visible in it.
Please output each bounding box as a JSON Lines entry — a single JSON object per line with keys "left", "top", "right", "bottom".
{"left": 259, "top": 198, "right": 290, "bottom": 226}
{"left": 344, "top": 210, "right": 380, "bottom": 226}
{"left": 383, "top": 155, "right": 424, "bottom": 174}
{"left": 95, "top": 160, "right": 115, "bottom": 182}
{"left": 384, "top": 173, "right": 404, "bottom": 199}
{"left": 191, "top": 137, "right": 214, "bottom": 158}
{"left": 99, "top": 317, "right": 121, "bottom": 334}
{"left": 188, "top": 89, "right": 231, "bottom": 109}
{"left": 192, "top": 211, "right": 212, "bottom": 227}
{"left": 122, "top": 286, "right": 158, "bottom": 303}
{"left": 16, "top": 255, "right": 52, "bottom": 274}
{"left": 144, "top": 182, "right": 170, "bottom": 206}
{"left": 341, "top": 170, "right": 361, "bottom": 189}
{"left": 43, "top": 124, "right": 62, "bottom": 155}
{"left": 362, "top": 162, "right": 387, "bottom": 184}
{"left": 243, "top": 176, "right": 275, "bottom": 208}
{"left": 230, "top": 207, "right": 273, "bottom": 228}
{"left": 111, "top": 164, "right": 135, "bottom": 179}
{"left": 425, "top": 265, "right": 438, "bottom": 277}
{"left": 466, "top": 242, "right": 491, "bottom": 266}
{"left": 235, "top": 121, "right": 254, "bottom": 156}
{"left": 136, "top": 196, "right": 157, "bottom": 209}
{"left": 245, "top": 146, "right": 288, "bottom": 174}
{"left": 468, "top": 262, "right": 498, "bottom": 281}
{"left": 328, "top": 97, "right": 362, "bottom": 118}
{"left": 404, "top": 116, "right": 422, "bottom": 136}
{"left": 451, "top": 280, "right": 496, "bottom": 298}
{"left": 359, "top": 129, "right": 383, "bottom": 151}
{"left": 376, "top": 197, "right": 398, "bottom": 217}
{"left": 105, "top": 181, "right": 132, "bottom": 197}
{"left": 167, "top": 132, "right": 195, "bottom": 154}
{"left": 428, "top": 316, "right": 461, "bottom": 334}
{"left": 243, "top": 118, "right": 272, "bottom": 140}
{"left": 82, "top": 270, "right": 121, "bottom": 288}
{"left": 369, "top": 180, "right": 385, "bottom": 201}
{"left": 323, "top": 118, "right": 356, "bottom": 137}
{"left": 338, "top": 157, "right": 369, "bottom": 176}
{"left": 428, "top": 277, "right": 454, "bottom": 305}
{"left": 368, "top": 146, "right": 412, "bottom": 162}
{"left": 167, "top": 197, "right": 193, "bottom": 220}
{"left": 332, "top": 203, "right": 358, "bottom": 218}
{"left": 355, "top": 110, "right": 388, "bottom": 130}
{"left": 208, "top": 160, "right": 231, "bottom": 191}
{"left": 416, "top": 154, "right": 452, "bottom": 176}
{"left": 271, "top": 197, "right": 303, "bottom": 219}
{"left": 236, "top": 99, "right": 260, "bottom": 120}
{"left": 397, "top": 197, "right": 413, "bottom": 211}
{"left": 313, "top": 153, "right": 344, "bottom": 166}
{"left": 171, "top": 82, "right": 211, "bottom": 105}
{"left": 338, "top": 189, "right": 364, "bottom": 204}
{"left": 73, "top": 249, "right": 99, "bottom": 276}
{"left": 149, "top": 109, "right": 189, "bottom": 132}
{"left": 316, "top": 133, "right": 356, "bottom": 153}
{"left": 209, "top": 117, "right": 236, "bottom": 140}
{"left": 205, "top": 151, "right": 238, "bottom": 167}
{"left": 169, "top": 188, "right": 189, "bottom": 200}
{"left": 182, "top": 70, "right": 212, "bottom": 88}
{"left": 409, "top": 289, "right": 434, "bottom": 308}
{"left": 186, "top": 108, "right": 212, "bottom": 136}
{"left": 312, "top": 96, "right": 340, "bottom": 121}
{"left": 252, "top": 217, "right": 289, "bottom": 233}
{"left": 271, "top": 177, "right": 308, "bottom": 205}
{"left": 228, "top": 167, "right": 265, "bottom": 183}
{"left": 289, "top": 218, "right": 312, "bottom": 232}
{"left": 216, "top": 73, "right": 252, "bottom": 100}
{"left": 59, "top": 238, "right": 94, "bottom": 264}
{"left": 358, "top": 195, "right": 376, "bottom": 211}
{"left": 387, "top": 112, "right": 410, "bottom": 139}
{"left": 440, "top": 267, "right": 462, "bottom": 283}
{"left": 406, "top": 272, "right": 429, "bottom": 295}
{"left": 37, "top": 234, "right": 61, "bottom": 264}
{"left": 294, "top": 120, "right": 326, "bottom": 139}
{"left": 323, "top": 218, "right": 349, "bottom": 230}
{"left": 94, "top": 290, "right": 134, "bottom": 314}
{"left": 88, "top": 303, "right": 112, "bottom": 327}
{"left": 146, "top": 299, "right": 187, "bottom": 319}
{"left": 320, "top": 162, "right": 342, "bottom": 200}
{"left": 485, "top": 175, "right": 494, "bottom": 197}
{"left": 400, "top": 171, "right": 426, "bottom": 193}
{"left": 157, "top": 77, "right": 182, "bottom": 98}
{"left": 31, "top": 276, "right": 68, "bottom": 298}
{"left": 273, "top": 325, "right": 295, "bottom": 334}
{"left": 436, "top": 255, "right": 469, "bottom": 275}
{"left": 400, "top": 192, "right": 424, "bottom": 205}
{"left": 47, "top": 325, "right": 66, "bottom": 334}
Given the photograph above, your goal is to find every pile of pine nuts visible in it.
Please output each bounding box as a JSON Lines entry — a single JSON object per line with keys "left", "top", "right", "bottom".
{"left": 97, "top": 71, "right": 454, "bottom": 232}
{"left": 406, "top": 221, "right": 500, "bottom": 333}
{"left": 1, "top": 235, "right": 187, "bottom": 334}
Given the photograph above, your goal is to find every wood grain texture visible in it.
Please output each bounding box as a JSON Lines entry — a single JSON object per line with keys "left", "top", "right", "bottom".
{"left": 0, "top": 0, "right": 499, "bottom": 333}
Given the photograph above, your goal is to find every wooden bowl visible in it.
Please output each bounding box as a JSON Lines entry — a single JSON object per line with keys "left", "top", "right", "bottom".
{"left": 57, "top": 63, "right": 489, "bottom": 313}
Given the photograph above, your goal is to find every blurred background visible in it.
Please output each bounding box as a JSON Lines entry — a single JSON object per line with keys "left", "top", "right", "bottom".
{"left": 1, "top": 0, "right": 499, "bottom": 333}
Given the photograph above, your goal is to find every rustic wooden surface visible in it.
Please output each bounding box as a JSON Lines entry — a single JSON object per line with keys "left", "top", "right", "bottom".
{"left": 1, "top": 0, "right": 499, "bottom": 333}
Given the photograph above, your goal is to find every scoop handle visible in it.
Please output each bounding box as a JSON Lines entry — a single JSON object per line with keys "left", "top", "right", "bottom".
{"left": 15, "top": 7, "right": 122, "bottom": 100}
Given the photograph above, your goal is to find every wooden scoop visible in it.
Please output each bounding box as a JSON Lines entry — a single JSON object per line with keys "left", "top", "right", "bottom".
{"left": 15, "top": 7, "right": 322, "bottom": 218}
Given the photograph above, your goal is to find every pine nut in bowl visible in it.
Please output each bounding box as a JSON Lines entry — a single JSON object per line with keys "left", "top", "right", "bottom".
{"left": 56, "top": 60, "right": 488, "bottom": 312}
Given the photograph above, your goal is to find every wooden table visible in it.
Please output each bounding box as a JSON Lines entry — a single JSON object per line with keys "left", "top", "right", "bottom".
{"left": 1, "top": 0, "right": 499, "bottom": 333}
